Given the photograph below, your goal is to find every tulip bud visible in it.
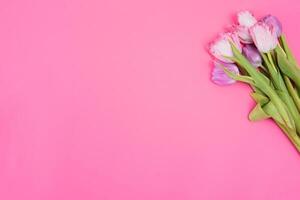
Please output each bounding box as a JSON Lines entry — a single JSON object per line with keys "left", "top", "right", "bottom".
{"left": 242, "top": 44, "right": 262, "bottom": 67}
{"left": 250, "top": 22, "right": 278, "bottom": 53}
{"left": 209, "top": 32, "right": 242, "bottom": 63}
{"left": 262, "top": 15, "right": 282, "bottom": 37}
{"left": 236, "top": 10, "right": 257, "bottom": 43}
{"left": 236, "top": 25, "right": 253, "bottom": 44}
{"left": 211, "top": 60, "right": 240, "bottom": 85}
{"left": 237, "top": 10, "right": 257, "bottom": 28}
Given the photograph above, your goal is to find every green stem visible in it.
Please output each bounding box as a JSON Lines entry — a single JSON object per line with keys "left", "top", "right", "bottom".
{"left": 277, "top": 121, "right": 300, "bottom": 153}
{"left": 262, "top": 53, "right": 278, "bottom": 88}
{"left": 284, "top": 76, "right": 300, "bottom": 113}
{"left": 267, "top": 52, "right": 278, "bottom": 73}
{"left": 277, "top": 123, "right": 300, "bottom": 153}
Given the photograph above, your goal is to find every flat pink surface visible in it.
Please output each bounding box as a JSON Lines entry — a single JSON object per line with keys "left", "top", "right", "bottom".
{"left": 1, "top": 0, "right": 300, "bottom": 199}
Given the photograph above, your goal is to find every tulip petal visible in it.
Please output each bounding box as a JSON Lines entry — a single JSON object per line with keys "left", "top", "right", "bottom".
{"left": 236, "top": 25, "right": 253, "bottom": 44}
{"left": 237, "top": 10, "right": 257, "bottom": 28}
{"left": 242, "top": 44, "right": 262, "bottom": 67}
{"left": 211, "top": 61, "right": 239, "bottom": 85}
{"left": 262, "top": 15, "right": 282, "bottom": 37}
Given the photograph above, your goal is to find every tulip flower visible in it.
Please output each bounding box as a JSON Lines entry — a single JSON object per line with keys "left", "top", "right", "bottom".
{"left": 211, "top": 60, "right": 240, "bottom": 85}
{"left": 262, "top": 15, "right": 282, "bottom": 37}
{"left": 242, "top": 44, "right": 262, "bottom": 67}
{"left": 236, "top": 11, "right": 257, "bottom": 43}
{"left": 209, "top": 32, "right": 242, "bottom": 63}
{"left": 236, "top": 25, "right": 253, "bottom": 44}
{"left": 250, "top": 22, "right": 278, "bottom": 53}
{"left": 238, "top": 10, "right": 257, "bottom": 27}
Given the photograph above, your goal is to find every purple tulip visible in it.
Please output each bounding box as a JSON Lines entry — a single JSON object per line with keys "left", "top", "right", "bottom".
{"left": 242, "top": 44, "right": 262, "bottom": 67}
{"left": 261, "top": 15, "right": 282, "bottom": 37}
{"left": 211, "top": 60, "right": 240, "bottom": 85}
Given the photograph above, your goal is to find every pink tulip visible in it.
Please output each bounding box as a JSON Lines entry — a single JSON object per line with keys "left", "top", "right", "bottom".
{"left": 262, "top": 15, "right": 282, "bottom": 37}
{"left": 209, "top": 32, "right": 242, "bottom": 63}
{"left": 237, "top": 11, "right": 257, "bottom": 28}
{"left": 250, "top": 22, "right": 278, "bottom": 53}
{"left": 236, "top": 11, "right": 257, "bottom": 43}
{"left": 236, "top": 25, "right": 253, "bottom": 44}
{"left": 211, "top": 60, "right": 240, "bottom": 85}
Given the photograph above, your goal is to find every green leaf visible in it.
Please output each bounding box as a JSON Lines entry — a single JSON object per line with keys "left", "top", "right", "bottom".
{"left": 250, "top": 92, "right": 269, "bottom": 105}
{"left": 263, "top": 101, "right": 285, "bottom": 125}
{"left": 249, "top": 104, "right": 270, "bottom": 121}
{"left": 222, "top": 67, "right": 254, "bottom": 85}
{"left": 276, "top": 46, "right": 300, "bottom": 89}
{"left": 280, "top": 35, "right": 298, "bottom": 66}
{"left": 284, "top": 76, "right": 300, "bottom": 113}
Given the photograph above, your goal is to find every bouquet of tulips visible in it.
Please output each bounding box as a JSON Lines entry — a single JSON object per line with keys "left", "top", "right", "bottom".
{"left": 209, "top": 11, "right": 300, "bottom": 152}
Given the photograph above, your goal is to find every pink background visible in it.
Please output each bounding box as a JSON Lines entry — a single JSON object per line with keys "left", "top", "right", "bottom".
{"left": 1, "top": 0, "right": 300, "bottom": 199}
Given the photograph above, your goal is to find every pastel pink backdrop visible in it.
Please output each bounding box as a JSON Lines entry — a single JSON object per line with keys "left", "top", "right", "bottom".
{"left": 0, "top": 0, "right": 300, "bottom": 199}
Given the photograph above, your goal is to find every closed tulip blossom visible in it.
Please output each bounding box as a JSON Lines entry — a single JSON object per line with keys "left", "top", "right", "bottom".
{"left": 242, "top": 44, "right": 262, "bottom": 67}
{"left": 236, "top": 11, "right": 257, "bottom": 43}
{"left": 211, "top": 60, "right": 240, "bottom": 85}
{"left": 262, "top": 15, "right": 282, "bottom": 37}
{"left": 250, "top": 22, "right": 278, "bottom": 53}
{"left": 209, "top": 32, "right": 242, "bottom": 63}
{"left": 236, "top": 25, "right": 253, "bottom": 44}
{"left": 238, "top": 10, "right": 257, "bottom": 27}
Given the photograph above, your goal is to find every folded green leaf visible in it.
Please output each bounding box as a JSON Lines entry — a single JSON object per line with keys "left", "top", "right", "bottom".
{"left": 249, "top": 104, "right": 270, "bottom": 121}
{"left": 250, "top": 92, "right": 269, "bottom": 105}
